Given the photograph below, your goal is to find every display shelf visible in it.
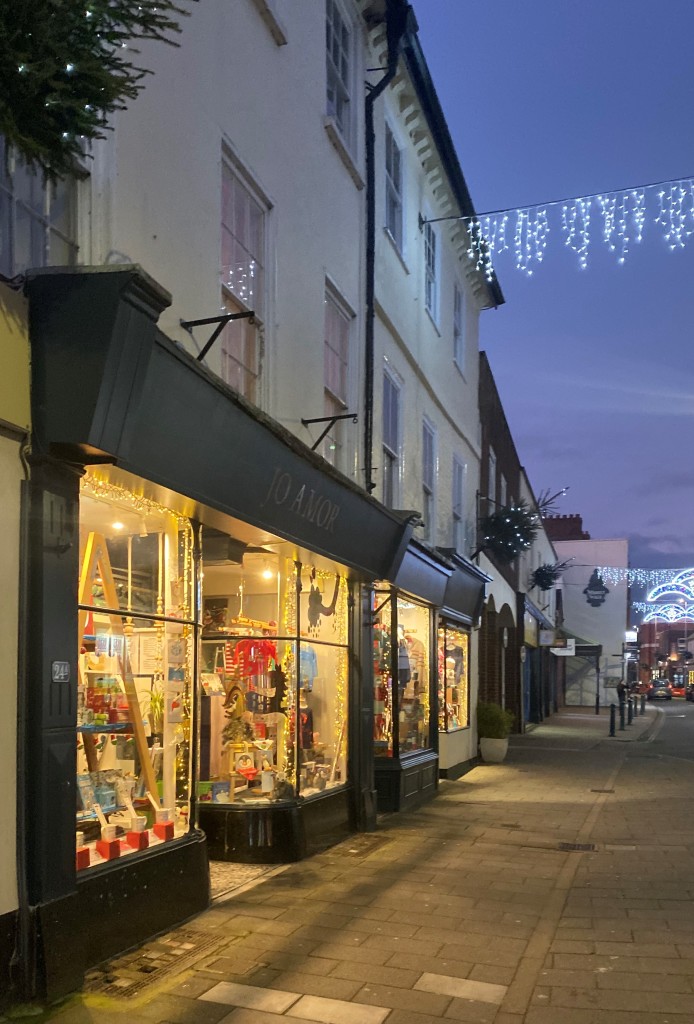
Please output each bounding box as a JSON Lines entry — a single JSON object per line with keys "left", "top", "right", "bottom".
{"left": 77, "top": 804, "right": 127, "bottom": 822}
{"left": 78, "top": 722, "right": 134, "bottom": 733}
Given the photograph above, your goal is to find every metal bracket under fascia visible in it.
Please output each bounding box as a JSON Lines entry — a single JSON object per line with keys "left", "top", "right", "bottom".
{"left": 180, "top": 310, "right": 255, "bottom": 362}
{"left": 301, "top": 412, "right": 358, "bottom": 452}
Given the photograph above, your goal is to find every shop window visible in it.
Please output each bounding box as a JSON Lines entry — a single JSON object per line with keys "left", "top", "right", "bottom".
{"left": 76, "top": 475, "right": 195, "bottom": 873}
{"left": 437, "top": 623, "right": 470, "bottom": 731}
{"left": 373, "top": 587, "right": 431, "bottom": 758}
{"left": 221, "top": 158, "right": 265, "bottom": 402}
{"left": 0, "top": 136, "right": 78, "bottom": 278}
{"left": 200, "top": 544, "right": 349, "bottom": 804}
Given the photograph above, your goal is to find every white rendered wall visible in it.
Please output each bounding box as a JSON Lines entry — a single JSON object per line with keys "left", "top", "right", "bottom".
{"left": 87, "top": 0, "right": 366, "bottom": 481}
{"left": 371, "top": 84, "right": 486, "bottom": 551}
{"left": 554, "top": 538, "right": 629, "bottom": 705}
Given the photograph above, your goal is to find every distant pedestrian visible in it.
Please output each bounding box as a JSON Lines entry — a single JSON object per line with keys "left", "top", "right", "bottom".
{"left": 616, "top": 680, "right": 627, "bottom": 705}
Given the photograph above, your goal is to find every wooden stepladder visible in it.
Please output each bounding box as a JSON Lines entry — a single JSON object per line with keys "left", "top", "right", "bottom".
{"left": 78, "top": 532, "right": 159, "bottom": 803}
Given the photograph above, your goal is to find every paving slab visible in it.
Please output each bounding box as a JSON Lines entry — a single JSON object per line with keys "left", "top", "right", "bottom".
{"left": 35, "top": 705, "right": 694, "bottom": 1024}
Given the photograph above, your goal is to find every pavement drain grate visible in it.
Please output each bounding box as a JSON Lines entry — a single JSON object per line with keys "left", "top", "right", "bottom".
{"left": 590, "top": 788, "right": 615, "bottom": 793}
{"left": 558, "top": 842, "right": 597, "bottom": 852}
{"left": 83, "top": 927, "right": 222, "bottom": 999}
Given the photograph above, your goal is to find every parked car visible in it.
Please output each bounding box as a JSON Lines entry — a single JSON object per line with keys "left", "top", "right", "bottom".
{"left": 685, "top": 684, "right": 694, "bottom": 702}
{"left": 648, "top": 680, "right": 673, "bottom": 700}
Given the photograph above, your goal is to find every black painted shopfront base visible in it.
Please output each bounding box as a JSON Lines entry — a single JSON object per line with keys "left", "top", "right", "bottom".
{"left": 34, "top": 832, "right": 209, "bottom": 1000}
{"left": 200, "top": 788, "right": 354, "bottom": 864}
{"left": 374, "top": 750, "right": 439, "bottom": 812}
{"left": 0, "top": 909, "right": 18, "bottom": 1009}
{"left": 439, "top": 757, "right": 476, "bottom": 781}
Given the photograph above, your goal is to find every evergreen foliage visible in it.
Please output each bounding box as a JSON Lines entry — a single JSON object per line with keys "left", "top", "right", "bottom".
{"left": 0, "top": 0, "right": 194, "bottom": 179}
{"left": 476, "top": 701, "right": 515, "bottom": 739}
{"left": 473, "top": 498, "right": 539, "bottom": 564}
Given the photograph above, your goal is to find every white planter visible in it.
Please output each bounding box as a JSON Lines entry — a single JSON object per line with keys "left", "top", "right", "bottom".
{"left": 479, "top": 736, "right": 509, "bottom": 763}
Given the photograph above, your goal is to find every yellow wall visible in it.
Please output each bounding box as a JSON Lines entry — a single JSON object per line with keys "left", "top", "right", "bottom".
{"left": 0, "top": 283, "right": 30, "bottom": 432}
{"left": 0, "top": 284, "right": 27, "bottom": 917}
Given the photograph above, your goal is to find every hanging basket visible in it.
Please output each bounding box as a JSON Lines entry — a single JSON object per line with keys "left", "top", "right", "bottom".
{"left": 475, "top": 500, "right": 539, "bottom": 564}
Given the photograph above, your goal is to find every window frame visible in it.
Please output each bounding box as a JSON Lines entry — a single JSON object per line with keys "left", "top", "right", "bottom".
{"left": 487, "top": 446, "right": 497, "bottom": 510}
{"left": 421, "top": 418, "right": 436, "bottom": 542}
{"left": 382, "top": 369, "right": 401, "bottom": 508}
{"left": 323, "top": 284, "right": 353, "bottom": 468}
{"left": 453, "top": 283, "right": 465, "bottom": 370}
{"left": 326, "top": 0, "right": 354, "bottom": 149}
{"left": 452, "top": 455, "right": 466, "bottom": 551}
{"left": 424, "top": 220, "right": 438, "bottom": 322}
{"left": 220, "top": 154, "right": 268, "bottom": 403}
{"left": 0, "top": 138, "right": 79, "bottom": 278}
{"left": 384, "top": 120, "right": 404, "bottom": 253}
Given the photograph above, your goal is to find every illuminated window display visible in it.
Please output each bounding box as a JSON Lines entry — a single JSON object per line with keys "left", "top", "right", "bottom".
{"left": 200, "top": 549, "right": 349, "bottom": 804}
{"left": 437, "top": 624, "right": 469, "bottom": 731}
{"left": 76, "top": 475, "right": 195, "bottom": 872}
{"left": 373, "top": 587, "right": 432, "bottom": 757}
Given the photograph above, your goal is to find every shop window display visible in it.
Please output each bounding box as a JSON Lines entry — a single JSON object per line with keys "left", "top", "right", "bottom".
{"left": 200, "top": 550, "right": 349, "bottom": 804}
{"left": 373, "top": 587, "right": 431, "bottom": 757}
{"left": 437, "top": 624, "right": 469, "bottom": 731}
{"left": 76, "top": 476, "right": 195, "bottom": 872}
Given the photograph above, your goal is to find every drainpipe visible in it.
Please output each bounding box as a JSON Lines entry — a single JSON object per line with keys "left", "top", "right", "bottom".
{"left": 363, "top": 0, "right": 411, "bottom": 493}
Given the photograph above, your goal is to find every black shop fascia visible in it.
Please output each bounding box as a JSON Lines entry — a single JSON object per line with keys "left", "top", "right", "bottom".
{"left": 23, "top": 265, "right": 413, "bottom": 999}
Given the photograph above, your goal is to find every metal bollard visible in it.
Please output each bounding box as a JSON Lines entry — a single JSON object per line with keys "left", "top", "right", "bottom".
{"left": 627, "top": 698, "right": 633, "bottom": 725}
{"left": 609, "top": 703, "right": 616, "bottom": 737}
{"left": 619, "top": 702, "right": 625, "bottom": 730}
{"left": 640, "top": 694, "right": 646, "bottom": 715}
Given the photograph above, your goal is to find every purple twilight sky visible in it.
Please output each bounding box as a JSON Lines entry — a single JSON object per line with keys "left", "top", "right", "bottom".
{"left": 414, "top": 0, "right": 694, "bottom": 570}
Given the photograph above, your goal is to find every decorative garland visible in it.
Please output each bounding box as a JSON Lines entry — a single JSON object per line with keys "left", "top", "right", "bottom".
{"left": 0, "top": 0, "right": 195, "bottom": 178}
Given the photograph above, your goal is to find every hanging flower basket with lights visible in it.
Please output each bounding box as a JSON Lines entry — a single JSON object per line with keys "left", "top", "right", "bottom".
{"left": 529, "top": 559, "right": 573, "bottom": 592}
{"left": 0, "top": 0, "right": 195, "bottom": 179}
{"left": 472, "top": 499, "right": 539, "bottom": 564}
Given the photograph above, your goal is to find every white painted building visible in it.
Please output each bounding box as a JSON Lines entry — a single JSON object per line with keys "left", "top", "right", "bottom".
{"left": 553, "top": 536, "right": 629, "bottom": 706}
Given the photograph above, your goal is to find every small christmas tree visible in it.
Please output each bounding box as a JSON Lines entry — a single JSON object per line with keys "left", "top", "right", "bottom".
{"left": 0, "top": 0, "right": 194, "bottom": 178}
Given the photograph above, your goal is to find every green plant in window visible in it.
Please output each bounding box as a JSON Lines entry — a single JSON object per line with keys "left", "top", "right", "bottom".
{"left": 147, "top": 684, "right": 165, "bottom": 736}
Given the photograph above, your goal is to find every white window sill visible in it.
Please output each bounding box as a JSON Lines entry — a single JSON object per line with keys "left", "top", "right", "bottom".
{"left": 323, "top": 117, "right": 365, "bottom": 190}
{"left": 250, "top": 0, "right": 288, "bottom": 45}
{"left": 383, "top": 227, "right": 410, "bottom": 274}
{"left": 425, "top": 306, "right": 441, "bottom": 336}
{"left": 454, "top": 357, "right": 467, "bottom": 381}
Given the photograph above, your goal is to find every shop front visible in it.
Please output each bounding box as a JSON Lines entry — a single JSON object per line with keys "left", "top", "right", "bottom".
{"left": 372, "top": 542, "right": 450, "bottom": 812}
{"left": 23, "top": 266, "right": 412, "bottom": 998}
{"left": 436, "top": 552, "right": 489, "bottom": 779}
{"left": 519, "top": 598, "right": 556, "bottom": 725}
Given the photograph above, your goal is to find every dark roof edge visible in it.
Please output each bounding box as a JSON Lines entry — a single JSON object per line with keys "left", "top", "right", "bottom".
{"left": 400, "top": 25, "right": 504, "bottom": 309}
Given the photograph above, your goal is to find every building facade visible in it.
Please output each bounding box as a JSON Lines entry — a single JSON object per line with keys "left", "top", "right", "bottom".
{"left": 544, "top": 516, "right": 629, "bottom": 707}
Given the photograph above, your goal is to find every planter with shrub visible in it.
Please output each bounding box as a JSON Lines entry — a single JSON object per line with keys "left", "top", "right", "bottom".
{"left": 476, "top": 701, "right": 515, "bottom": 763}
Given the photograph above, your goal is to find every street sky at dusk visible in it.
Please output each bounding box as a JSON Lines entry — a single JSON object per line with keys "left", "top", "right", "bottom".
{"left": 415, "top": 0, "right": 694, "bottom": 570}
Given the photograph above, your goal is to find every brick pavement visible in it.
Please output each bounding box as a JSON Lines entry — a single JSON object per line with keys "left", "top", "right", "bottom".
{"left": 14, "top": 703, "right": 694, "bottom": 1024}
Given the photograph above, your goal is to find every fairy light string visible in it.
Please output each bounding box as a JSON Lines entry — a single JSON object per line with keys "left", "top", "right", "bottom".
{"left": 427, "top": 174, "right": 694, "bottom": 276}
